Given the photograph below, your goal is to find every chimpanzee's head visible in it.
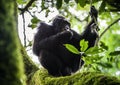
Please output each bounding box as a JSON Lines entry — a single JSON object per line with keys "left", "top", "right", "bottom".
{"left": 52, "top": 16, "right": 71, "bottom": 33}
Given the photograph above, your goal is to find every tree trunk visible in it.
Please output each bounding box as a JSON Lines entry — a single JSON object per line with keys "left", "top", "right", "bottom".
{"left": 0, "top": 0, "right": 26, "bottom": 85}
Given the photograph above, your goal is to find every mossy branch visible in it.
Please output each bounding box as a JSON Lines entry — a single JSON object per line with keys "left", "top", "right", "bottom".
{"left": 20, "top": 45, "right": 39, "bottom": 76}
{"left": 28, "top": 69, "right": 120, "bottom": 85}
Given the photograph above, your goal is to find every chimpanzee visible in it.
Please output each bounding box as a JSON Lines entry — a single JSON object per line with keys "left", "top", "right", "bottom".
{"left": 33, "top": 6, "right": 99, "bottom": 76}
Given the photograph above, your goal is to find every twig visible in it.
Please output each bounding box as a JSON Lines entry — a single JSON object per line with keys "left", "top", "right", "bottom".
{"left": 100, "top": 18, "right": 120, "bottom": 39}
{"left": 19, "top": 0, "right": 36, "bottom": 14}
{"left": 104, "top": 9, "right": 120, "bottom": 12}
{"left": 27, "top": 10, "right": 34, "bottom": 17}
{"left": 22, "top": 13, "right": 27, "bottom": 47}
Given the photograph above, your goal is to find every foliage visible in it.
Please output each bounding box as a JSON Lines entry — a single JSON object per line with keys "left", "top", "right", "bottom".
{"left": 65, "top": 40, "right": 120, "bottom": 78}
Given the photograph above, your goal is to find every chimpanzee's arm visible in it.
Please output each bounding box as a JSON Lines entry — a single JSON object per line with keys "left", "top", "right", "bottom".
{"left": 38, "top": 31, "right": 72, "bottom": 50}
{"left": 81, "top": 6, "right": 99, "bottom": 48}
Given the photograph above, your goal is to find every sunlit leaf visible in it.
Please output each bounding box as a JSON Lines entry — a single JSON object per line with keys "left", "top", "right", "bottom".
{"left": 86, "top": 46, "right": 104, "bottom": 55}
{"left": 17, "top": 0, "right": 27, "bottom": 4}
{"left": 64, "top": 44, "right": 80, "bottom": 54}
{"left": 80, "top": 39, "right": 88, "bottom": 52}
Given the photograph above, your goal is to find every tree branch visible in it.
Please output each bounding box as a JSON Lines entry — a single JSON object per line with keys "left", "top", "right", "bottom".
{"left": 18, "top": 0, "right": 36, "bottom": 14}
{"left": 105, "top": 9, "right": 120, "bottom": 12}
{"left": 100, "top": 18, "right": 120, "bottom": 39}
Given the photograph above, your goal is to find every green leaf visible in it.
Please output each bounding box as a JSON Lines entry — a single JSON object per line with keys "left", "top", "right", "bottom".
{"left": 17, "top": 0, "right": 27, "bottom": 4}
{"left": 28, "top": 24, "right": 37, "bottom": 29}
{"left": 31, "top": 17, "right": 40, "bottom": 24}
{"left": 109, "top": 51, "right": 120, "bottom": 56}
{"left": 100, "top": 41, "right": 108, "bottom": 50}
{"left": 64, "top": 0, "right": 69, "bottom": 3}
{"left": 80, "top": 39, "right": 88, "bottom": 52}
{"left": 78, "top": 0, "right": 86, "bottom": 7}
{"left": 56, "top": 0, "right": 62, "bottom": 9}
{"left": 86, "top": 46, "right": 104, "bottom": 55}
{"left": 96, "top": 62, "right": 113, "bottom": 68}
{"left": 41, "top": 0, "right": 45, "bottom": 9}
{"left": 64, "top": 44, "right": 80, "bottom": 54}
{"left": 45, "top": 9, "right": 50, "bottom": 17}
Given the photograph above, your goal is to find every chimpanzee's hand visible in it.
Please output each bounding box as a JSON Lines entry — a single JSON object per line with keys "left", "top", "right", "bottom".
{"left": 89, "top": 6, "right": 98, "bottom": 19}
{"left": 56, "top": 30, "right": 73, "bottom": 43}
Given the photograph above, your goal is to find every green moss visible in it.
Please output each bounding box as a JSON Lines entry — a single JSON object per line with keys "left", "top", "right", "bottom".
{"left": 0, "top": 0, "right": 26, "bottom": 85}
{"left": 20, "top": 45, "right": 39, "bottom": 84}
{"left": 29, "top": 69, "right": 120, "bottom": 85}
{"left": 21, "top": 46, "right": 39, "bottom": 76}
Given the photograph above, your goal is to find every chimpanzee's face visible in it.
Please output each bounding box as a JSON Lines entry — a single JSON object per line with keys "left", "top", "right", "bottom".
{"left": 52, "top": 16, "right": 71, "bottom": 33}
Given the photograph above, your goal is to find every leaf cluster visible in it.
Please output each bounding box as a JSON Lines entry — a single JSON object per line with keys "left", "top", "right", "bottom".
{"left": 65, "top": 40, "right": 120, "bottom": 78}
